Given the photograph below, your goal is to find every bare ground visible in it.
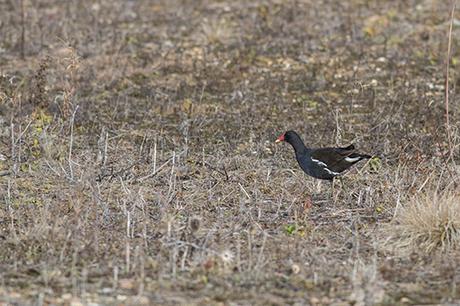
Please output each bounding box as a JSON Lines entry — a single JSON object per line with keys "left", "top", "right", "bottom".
{"left": 1, "top": 0, "right": 460, "bottom": 305}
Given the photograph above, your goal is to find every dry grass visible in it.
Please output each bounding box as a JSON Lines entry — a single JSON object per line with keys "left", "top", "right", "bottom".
{"left": 382, "top": 189, "right": 460, "bottom": 254}
{"left": 1, "top": 0, "right": 460, "bottom": 304}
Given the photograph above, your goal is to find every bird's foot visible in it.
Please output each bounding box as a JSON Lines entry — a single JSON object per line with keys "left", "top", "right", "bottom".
{"left": 303, "top": 195, "right": 313, "bottom": 211}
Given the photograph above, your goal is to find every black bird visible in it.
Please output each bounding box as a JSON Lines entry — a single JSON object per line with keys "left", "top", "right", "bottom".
{"left": 275, "top": 130, "right": 371, "bottom": 181}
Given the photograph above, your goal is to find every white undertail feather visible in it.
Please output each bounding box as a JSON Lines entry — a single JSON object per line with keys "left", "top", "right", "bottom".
{"left": 344, "top": 156, "right": 361, "bottom": 163}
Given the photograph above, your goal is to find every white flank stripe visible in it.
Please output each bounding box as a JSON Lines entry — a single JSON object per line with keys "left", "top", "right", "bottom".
{"left": 345, "top": 156, "right": 361, "bottom": 163}
{"left": 311, "top": 158, "right": 327, "bottom": 167}
{"left": 311, "top": 157, "right": 340, "bottom": 176}
{"left": 323, "top": 167, "right": 340, "bottom": 176}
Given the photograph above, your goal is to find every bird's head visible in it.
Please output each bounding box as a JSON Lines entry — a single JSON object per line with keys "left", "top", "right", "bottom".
{"left": 275, "top": 130, "right": 296, "bottom": 143}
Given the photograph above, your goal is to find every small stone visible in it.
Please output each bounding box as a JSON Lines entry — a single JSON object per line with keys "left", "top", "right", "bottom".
{"left": 119, "top": 278, "right": 135, "bottom": 290}
{"left": 310, "top": 297, "right": 320, "bottom": 304}
{"left": 100, "top": 287, "right": 113, "bottom": 294}
{"left": 136, "top": 296, "right": 150, "bottom": 305}
{"left": 70, "top": 298, "right": 84, "bottom": 306}
{"left": 400, "top": 297, "right": 412, "bottom": 304}
{"left": 190, "top": 217, "right": 200, "bottom": 233}
{"left": 62, "top": 293, "right": 72, "bottom": 300}
{"left": 291, "top": 264, "right": 300, "bottom": 274}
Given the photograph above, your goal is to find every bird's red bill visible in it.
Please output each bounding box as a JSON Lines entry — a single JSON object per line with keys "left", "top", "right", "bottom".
{"left": 275, "top": 133, "right": 285, "bottom": 143}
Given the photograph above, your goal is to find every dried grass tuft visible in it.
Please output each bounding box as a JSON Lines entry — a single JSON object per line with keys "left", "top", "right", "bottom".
{"left": 381, "top": 190, "right": 460, "bottom": 254}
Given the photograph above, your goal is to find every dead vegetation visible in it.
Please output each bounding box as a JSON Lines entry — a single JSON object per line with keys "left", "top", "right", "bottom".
{"left": 381, "top": 189, "right": 460, "bottom": 254}
{"left": 0, "top": 0, "right": 460, "bottom": 305}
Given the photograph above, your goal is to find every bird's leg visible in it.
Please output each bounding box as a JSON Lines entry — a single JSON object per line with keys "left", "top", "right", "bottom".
{"left": 332, "top": 177, "right": 344, "bottom": 203}
{"left": 316, "top": 179, "right": 322, "bottom": 194}
{"left": 337, "top": 176, "right": 344, "bottom": 199}
{"left": 302, "top": 194, "right": 312, "bottom": 213}
{"left": 331, "top": 178, "right": 337, "bottom": 203}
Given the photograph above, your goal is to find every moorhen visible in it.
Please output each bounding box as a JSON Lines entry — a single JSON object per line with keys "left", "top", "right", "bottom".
{"left": 275, "top": 130, "right": 371, "bottom": 193}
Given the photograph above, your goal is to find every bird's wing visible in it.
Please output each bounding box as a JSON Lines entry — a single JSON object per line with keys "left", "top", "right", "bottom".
{"left": 310, "top": 145, "right": 357, "bottom": 173}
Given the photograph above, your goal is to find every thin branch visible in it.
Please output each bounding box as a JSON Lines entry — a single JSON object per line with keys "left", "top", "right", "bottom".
{"left": 20, "top": 0, "right": 25, "bottom": 59}
{"left": 68, "top": 105, "right": 79, "bottom": 180}
{"left": 445, "top": 1, "right": 456, "bottom": 159}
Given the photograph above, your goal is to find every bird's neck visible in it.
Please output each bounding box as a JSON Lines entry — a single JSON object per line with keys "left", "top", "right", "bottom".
{"left": 287, "top": 136, "right": 309, "bottom": 155}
